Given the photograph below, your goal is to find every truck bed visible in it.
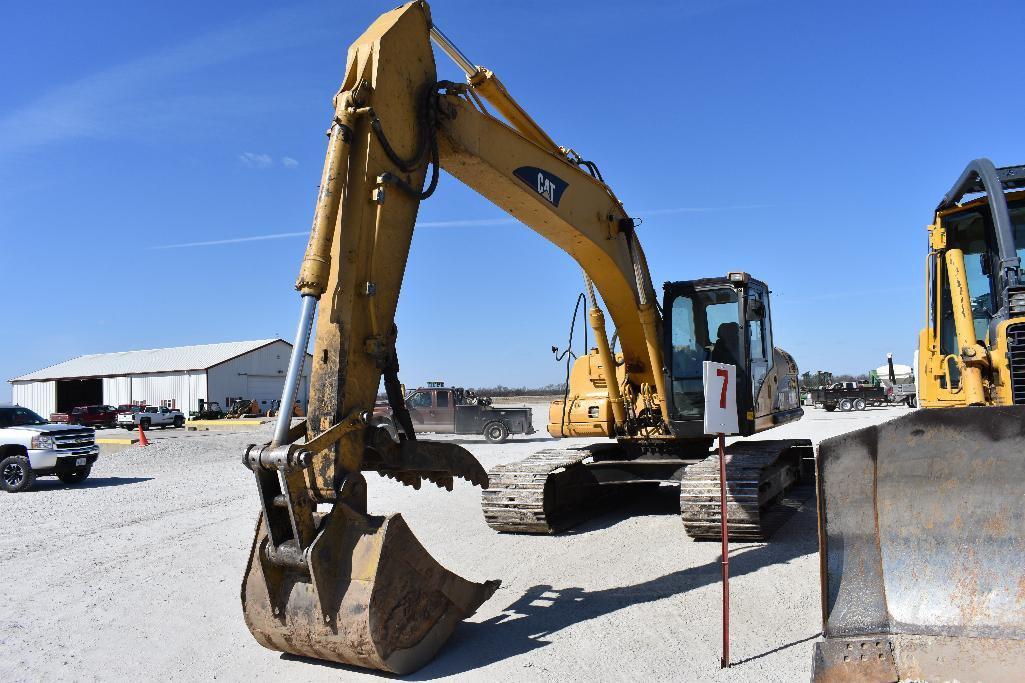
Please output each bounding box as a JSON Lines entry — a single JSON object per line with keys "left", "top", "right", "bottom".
{"left": 454, "top": 404, "right": 534, "bottom": 435}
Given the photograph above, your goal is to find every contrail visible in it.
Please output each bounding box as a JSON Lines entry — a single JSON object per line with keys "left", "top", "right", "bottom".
{"left": 150, "top": 205, "right": 767, "bottom": 249}
{"left": 149, "top": 232, "right": 308, "bottom": 250}
{"left": 640, "top": 204, "right": 771, "bottom": 215}
{"left": 150, "top": 218, "right": 518, "bottom": 249}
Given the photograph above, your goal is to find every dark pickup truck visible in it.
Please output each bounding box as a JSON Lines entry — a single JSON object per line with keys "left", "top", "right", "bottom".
{"left": 809, "top": 383, "right": 887, "bottom": 412}
{"left": 374, "top": 384, "right": 534, "bottom": 443}
{"left": 49, "top": 405, "right": 118, "bottom": 429}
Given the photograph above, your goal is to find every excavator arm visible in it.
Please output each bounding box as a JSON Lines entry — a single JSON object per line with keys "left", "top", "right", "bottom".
{"left": 292, "top": 1, "right": 671, "bottom": 502}
{"left": 241, "top": 1, "right": 670, "bottom": 673}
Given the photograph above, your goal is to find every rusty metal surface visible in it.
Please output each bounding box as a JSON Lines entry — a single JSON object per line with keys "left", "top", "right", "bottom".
{"left": 814, "top": 405, "right": 1025, "bottom": 681}
{"left": 242, "top": 508, "right": 499, "bottom": 674}
{"left": 812, "top": 634, "right": 1025, "bottom": 682}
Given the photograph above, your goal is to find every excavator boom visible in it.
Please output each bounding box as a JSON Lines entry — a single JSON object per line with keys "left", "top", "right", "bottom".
{"left": 241, "top": 1, "right": 807, "bottom": 672}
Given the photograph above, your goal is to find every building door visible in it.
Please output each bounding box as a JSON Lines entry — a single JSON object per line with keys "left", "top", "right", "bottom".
{"left": 246, "top": 375, "right": 286, "bottom": 414}
{"left": 55, "top": 378, "right": 103, "bottom": 412}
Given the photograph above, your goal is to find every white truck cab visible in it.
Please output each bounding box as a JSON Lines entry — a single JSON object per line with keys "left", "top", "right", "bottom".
{"left": 117, "top": 405, "right": 186, "bottom": 430}
{"left": 0, "top": 404, "right": 99, "bottom": 492}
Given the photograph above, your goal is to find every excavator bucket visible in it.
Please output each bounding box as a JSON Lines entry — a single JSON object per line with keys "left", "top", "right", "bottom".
{"left": 813, "top": 405, "right": 1025, "bottom": 682}
{"left": 242, "top": 504, "right": 499, "bottom": 674}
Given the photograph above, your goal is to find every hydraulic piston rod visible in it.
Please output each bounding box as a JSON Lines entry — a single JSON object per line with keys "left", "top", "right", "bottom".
{"left": 429, "top": 26, "right": 475, "bottom": 77}
{"left": 271, "top": 294, "right": 317, "bottom": 447}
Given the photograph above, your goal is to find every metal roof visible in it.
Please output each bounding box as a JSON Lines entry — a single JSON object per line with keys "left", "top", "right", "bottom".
{"left": 10, "top": 339, "right": 292, "bottom": 382}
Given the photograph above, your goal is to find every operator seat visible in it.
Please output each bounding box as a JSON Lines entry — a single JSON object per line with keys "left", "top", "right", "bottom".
{"left": 711, "top": 322, "right": 742, "bottom": 368}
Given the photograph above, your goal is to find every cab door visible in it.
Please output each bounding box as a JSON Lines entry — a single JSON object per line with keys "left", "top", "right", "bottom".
{"left": 745, "top": 284, "right": 773, "bottom": 416}
{"left": 405, "top": 391, "right": 433, "bottom": 427}
{"left": 423, "top": 389, "right": 455, "bottom": 433}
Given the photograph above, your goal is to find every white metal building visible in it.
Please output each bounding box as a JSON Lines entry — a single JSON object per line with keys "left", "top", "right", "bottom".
{"left": 8, "top": 339, "right": 312, "bottom": 417}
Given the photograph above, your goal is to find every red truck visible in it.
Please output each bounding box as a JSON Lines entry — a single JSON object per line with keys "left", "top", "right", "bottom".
{"left": 49, "top": 405, "right": 118, "bottom": 429}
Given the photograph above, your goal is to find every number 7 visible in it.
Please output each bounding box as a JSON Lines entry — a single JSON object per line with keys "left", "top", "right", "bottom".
{"left": 716, "top": 368, "right": 729, "bottom": 409}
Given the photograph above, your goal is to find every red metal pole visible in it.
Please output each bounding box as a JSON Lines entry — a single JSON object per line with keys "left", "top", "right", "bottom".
{"left": 719, "top": 432, "right": 730, "bottom": 668}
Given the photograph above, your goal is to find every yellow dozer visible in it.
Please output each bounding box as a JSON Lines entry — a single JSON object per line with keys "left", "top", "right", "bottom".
{"left": 812, "top": 159, "right": 1025, "bottom": 681}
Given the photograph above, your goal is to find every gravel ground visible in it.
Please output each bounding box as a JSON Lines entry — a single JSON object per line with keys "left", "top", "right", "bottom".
{"left": 0, "top": 402, "right": 910, "bottom": 682}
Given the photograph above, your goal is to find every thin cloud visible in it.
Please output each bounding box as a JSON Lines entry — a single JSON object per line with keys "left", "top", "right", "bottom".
{"left": 778, "top": 286, "right": 917, "bottom": 304}
{"left": 639, "top": 204, "right": 772, "bottom": 215}
{"left": 148, "top": 232, "right": 307, "bottom": 250}
{"left": 418, "top": 217, "right": 516, "bottom": 227}
{"left": 147, "top": 207, "right": 776, "bottom": 250}
{"left": 239, "top": 152, "right": 273, "bottom": 169}
{"left": 0, "top": 5, "right": 339, "bottom": 154}
{"left": 281, "top": 157, "right": 299, "bottom": 168}
{"left": 147, "top": 218, "right": 520, "bottom": 250}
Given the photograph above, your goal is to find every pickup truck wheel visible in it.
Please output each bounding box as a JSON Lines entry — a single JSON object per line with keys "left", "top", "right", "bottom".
{"left": 824, "top": 405, "right": 836, "bottom": 412}
{"left": 173, "top": 416, "right": 185, "bottom": 428}
{"left": 484, "top": 422, "right": 509, "bottom": 444}
{"left": 140, "top": 418, "right": 151, "bottom": 431}
{"left": 57, "top": 467, "right": 91, "bottom": 485}
{"left": 1, "top": 455, "right": 35, "bottom": 493}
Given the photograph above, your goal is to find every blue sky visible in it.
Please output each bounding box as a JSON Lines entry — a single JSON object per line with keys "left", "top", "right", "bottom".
{"left": 3, "top": 0, "right": 1025, "bottom": 395}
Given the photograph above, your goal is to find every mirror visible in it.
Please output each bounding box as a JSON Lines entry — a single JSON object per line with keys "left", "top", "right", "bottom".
{"left": 745, "top": 298, "right": 765, "bottom": 320}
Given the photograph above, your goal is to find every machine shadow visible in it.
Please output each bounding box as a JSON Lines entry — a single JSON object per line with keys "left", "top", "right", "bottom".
{"left": 24, "top": 476, "right": 153, "bottom": 492}
{"left": 412, "top": 503, "right": 819, "bottom": 679}
{"left": 556, "top": 484, "right": 683, "bottom": 535}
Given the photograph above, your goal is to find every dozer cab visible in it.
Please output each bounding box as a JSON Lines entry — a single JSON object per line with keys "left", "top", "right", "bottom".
{"left": 240, "top": 2, "right": 809, "bottom": 674}
{"left": 813, "top": 159, "right": 1025, "bottom": 681}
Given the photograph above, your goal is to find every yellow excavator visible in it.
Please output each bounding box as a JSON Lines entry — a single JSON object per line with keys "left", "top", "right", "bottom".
{"left": 241, "top": 2, "right": 809, "bottom": 674}
{"left": 813, "top": 159, "right": 1025, "bottom": 681}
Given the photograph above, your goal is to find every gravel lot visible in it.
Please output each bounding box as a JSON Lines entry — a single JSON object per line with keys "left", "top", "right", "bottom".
{"left": 0, "top": 402, "right": 910, "bottom": 682}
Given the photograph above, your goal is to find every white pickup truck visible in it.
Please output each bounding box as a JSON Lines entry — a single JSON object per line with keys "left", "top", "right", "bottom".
{"left": 117, "top": 405, "right": 186, "bottom": 430}
{"left": 0, "top": 404, "right": 99, "bottom": 492}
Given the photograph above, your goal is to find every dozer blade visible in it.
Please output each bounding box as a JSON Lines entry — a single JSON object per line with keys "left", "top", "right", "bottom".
{"left": 242, "top": 505, "right": 500, "bottom": 674}
{"left": 813, "top": 405, "right": 1025, "bottom": 682}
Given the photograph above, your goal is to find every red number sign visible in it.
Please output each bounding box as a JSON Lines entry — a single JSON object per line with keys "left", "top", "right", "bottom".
{"left": 716, "top": 368, "right": 729, "bottom": 409}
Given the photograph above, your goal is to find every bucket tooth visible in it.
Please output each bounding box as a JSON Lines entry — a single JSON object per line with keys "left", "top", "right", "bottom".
{"left": 242, "top": 507, "right": 499, "bottom": 674}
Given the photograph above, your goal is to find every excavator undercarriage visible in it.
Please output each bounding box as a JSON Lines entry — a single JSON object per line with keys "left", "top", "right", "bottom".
{"left": 483, "top": 438, "right": 813, "bottom": 540}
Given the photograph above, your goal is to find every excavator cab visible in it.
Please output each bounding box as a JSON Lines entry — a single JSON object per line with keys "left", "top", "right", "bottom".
{"left": 812, "top": 160, "right": 1025, "bottom": 682}
{"left": 663, "top": 272, "right": 800, "bottom": 439}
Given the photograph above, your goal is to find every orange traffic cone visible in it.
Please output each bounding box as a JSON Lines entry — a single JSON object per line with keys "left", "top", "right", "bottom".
{"left": 137, "top": 421, "right": 150, "bottom": 447}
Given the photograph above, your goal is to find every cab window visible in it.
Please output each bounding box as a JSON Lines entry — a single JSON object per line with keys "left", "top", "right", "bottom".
{"left": 436, "top": 391, "right": 450, "bottom": 408}
{"left": 407, "top": 392, "right": 432, "bottom": 409}
{"left": 669, "top": 288, "right": 740, "bottom": 418}
{"left": 944, "top": 209, "right": 995, "bottom": 342}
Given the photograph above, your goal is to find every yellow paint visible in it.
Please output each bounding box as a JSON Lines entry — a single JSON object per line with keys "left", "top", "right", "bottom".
{"left": 187, "top": 419, "right": 270, "bottom": 428}
{"left": 918, "top": 189, "right": 1025, "bottom": 408}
